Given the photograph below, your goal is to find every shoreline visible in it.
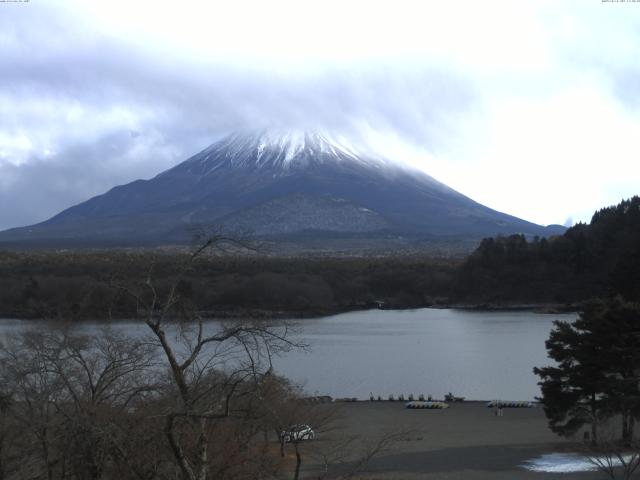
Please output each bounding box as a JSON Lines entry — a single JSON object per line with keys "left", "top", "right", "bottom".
{"left": 333, "top": 398, "right": 540, "bottom": 404}
{"left": 0, "top": 302, "right": 581, "bottom": 322}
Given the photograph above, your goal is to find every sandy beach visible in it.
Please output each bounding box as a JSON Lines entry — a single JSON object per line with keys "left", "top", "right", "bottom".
{"left": 294, "top": 401, "right": 603, "bottom": 480}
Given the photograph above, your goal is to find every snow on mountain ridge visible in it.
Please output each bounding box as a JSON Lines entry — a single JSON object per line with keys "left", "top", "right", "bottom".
{"left": 179, "top": 129, "right": 395, "bottom": 175}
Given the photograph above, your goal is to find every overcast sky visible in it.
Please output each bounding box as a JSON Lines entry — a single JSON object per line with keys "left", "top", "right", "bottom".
{"left": 1, "top": 0, "right": 639, "bottom": 230}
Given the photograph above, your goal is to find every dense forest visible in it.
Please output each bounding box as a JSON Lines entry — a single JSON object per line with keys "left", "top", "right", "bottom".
{"left": 0, "top": 252, "right": 456, "bottom": 320}
{"left": 0, "top": 196, "right": 638, "bottom": 320}
{"left": 455, "top": 196, "right": 640, "bottom": 305}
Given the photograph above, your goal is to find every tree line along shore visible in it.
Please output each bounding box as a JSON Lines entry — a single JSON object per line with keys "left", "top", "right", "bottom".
{"left": 0, "top": 196, "right": 638, "bottom": 321}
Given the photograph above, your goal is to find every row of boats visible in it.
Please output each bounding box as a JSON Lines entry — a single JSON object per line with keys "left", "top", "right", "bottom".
{"left": 405, "top": 399, "right": 535, "bottom": 409}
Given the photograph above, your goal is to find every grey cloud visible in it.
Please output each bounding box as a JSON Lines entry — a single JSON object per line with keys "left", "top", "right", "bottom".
{"left": 0, "top": 130, "right": 197, "bottom": 230}
{"left": 0, "top": 3, "right": 477, "bottom": 230}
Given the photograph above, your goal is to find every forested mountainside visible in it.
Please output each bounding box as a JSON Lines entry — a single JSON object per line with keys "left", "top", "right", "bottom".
{"left": 455, "top": 196, "right": 640, "bottom": 304}
{"left": 1, "top": 197, "right": 637, "bottom": 320}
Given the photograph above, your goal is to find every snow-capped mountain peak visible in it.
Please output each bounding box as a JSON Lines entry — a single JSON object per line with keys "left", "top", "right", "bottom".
{"left": 175, "top": 129, "right": 390, "bottom": 176}
{"left": 0, "top": 128, "right": 563, "bottom": 249}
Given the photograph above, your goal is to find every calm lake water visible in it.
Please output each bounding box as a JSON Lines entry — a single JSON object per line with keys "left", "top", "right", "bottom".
{"left": 0, "top": 308, "right": 575, "bottom": 401}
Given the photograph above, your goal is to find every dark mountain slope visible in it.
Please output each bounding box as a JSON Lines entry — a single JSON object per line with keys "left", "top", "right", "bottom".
{"left": 0, "top": 130, "right": 563, "bottom": 248}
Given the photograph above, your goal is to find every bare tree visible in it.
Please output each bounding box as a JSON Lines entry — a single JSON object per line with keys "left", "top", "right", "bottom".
{"left": 0, "top": 327, "right": 160, "bottom": 480}
{"left": 2, "top": 231, "right": 394, "bottom": 480}
{"left": 0, "top": 330, "right": 68, "bottom": 480}
{"left": 0, "top": 389, "right": 16, "bottom": 480}
{"left": 48, "top": 328, "right": 159, "bottom": 479}
{"left": 110, "top": 234, "right": 301, "bottom": 480}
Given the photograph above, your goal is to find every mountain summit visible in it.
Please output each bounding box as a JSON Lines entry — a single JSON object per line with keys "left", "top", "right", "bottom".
{"left": 0, "top": 130, "right": 564, "bottom": 249}
{"left": 180, "top": 130, "right": 368, "bottom": 171}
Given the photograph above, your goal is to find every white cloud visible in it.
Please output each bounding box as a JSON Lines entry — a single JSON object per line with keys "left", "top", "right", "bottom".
{"left": 375, "top": 80, "right": 640, "bottom": 226}
{"left": 0, "top": 0, "right": 639, "bottom": 229}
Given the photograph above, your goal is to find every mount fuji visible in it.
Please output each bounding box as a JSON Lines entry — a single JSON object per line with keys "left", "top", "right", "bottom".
{"left": 0, "top": 130, "right": 564, "bottom": 249}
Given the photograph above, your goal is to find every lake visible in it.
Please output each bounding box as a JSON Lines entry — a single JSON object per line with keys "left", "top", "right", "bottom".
{"left": 0, "top": 308, "right": 575, "bottom": 401}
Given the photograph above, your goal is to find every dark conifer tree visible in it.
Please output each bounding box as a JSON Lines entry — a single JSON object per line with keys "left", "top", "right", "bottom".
{"left": 586, "top": 299, "right": 640, "bottom": 445}
{"left": 535, "top": 298, "right": 640, "bottom": 445}
{"left": 534, "top": 316, "right": 607, "bottom": 444}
